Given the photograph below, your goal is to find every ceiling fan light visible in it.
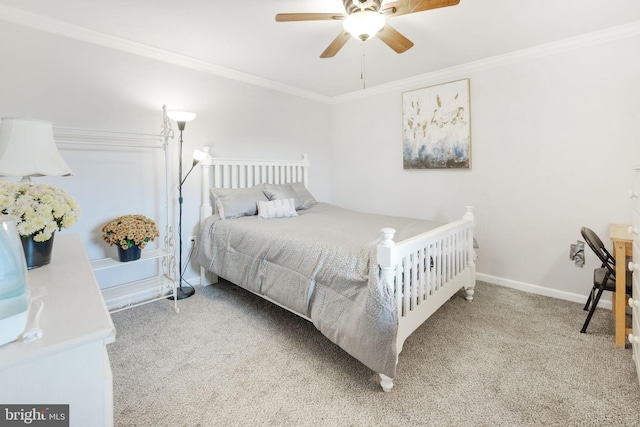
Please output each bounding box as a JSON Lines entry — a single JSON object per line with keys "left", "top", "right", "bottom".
{"left": 343, "top": 11, "right": 385, "bottom": 41}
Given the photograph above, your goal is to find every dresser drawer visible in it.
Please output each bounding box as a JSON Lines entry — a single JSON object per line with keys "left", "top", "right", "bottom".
{"left": 632, "top": 266, "right": 640, "bottom": 383}
{"left": 634, "top": 307, "right": 640, "bottom": 385}
{"left": 633, "top": 241, "right": 640, "bottom": 298}
{"left": 633, "top": 262, "right": 640, "bottom": 320}
{"left": 634, "top": 275, "right": 640, "bottom": 329}
{"left": 630, "top": 165, "right": 640, "bottom": 384}
{"left": 633, "top": 340, "right": 640, "bottom": 385}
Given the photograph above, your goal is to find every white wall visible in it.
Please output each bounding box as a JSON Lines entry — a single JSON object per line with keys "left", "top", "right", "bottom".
{"left": 330, "top": 34, "right": 640, "bottom": 302}
{"left": 0, "top": 20, "right": 332, "bottom": 288}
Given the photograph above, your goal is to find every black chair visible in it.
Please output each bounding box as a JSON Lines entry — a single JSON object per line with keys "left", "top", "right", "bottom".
{"left": 580, "top": 226, "right": 631, "bottom": 333}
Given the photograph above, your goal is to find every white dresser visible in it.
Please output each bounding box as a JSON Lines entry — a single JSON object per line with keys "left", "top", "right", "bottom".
{"left": 0, "top": 233, "right": 116, "bottom": 427}
{"left": 629, "top": 163, "right": 640, "bottom": 384}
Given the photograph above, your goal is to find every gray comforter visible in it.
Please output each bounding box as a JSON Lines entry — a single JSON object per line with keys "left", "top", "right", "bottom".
{"left": 195, "top": 202, "right": 440, "bottom": 378}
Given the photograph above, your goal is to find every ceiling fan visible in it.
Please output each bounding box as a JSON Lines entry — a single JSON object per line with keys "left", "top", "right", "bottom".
{"left": 275, "top": 0, "right": 460, "bottom": 58}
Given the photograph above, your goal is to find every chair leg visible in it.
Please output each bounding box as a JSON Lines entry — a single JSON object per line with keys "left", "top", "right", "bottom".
{"left": 583, "top": 288, "right": 594, "bottom": 311}
{"left": 581, "top": 286, "right": 606, "bottom": 333}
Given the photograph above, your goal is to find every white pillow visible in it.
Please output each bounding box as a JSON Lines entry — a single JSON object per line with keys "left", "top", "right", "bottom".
{"left": 262, "top": 182, "right": 317, "bottom": 210}
{"left": 257, "top": 198, "right": 298, "bottom": 219}
{"left": 211, "top": 185, "right": 268, "bottom": 220}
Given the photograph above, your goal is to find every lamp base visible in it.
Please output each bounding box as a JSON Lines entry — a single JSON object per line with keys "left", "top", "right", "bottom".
{"left": 168, "top": 284, "right": 195, "bottom": 300}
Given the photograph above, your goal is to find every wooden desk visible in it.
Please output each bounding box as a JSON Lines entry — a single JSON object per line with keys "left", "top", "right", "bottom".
{"left": 610, "top": 223, "right": 633, "bottom": 348}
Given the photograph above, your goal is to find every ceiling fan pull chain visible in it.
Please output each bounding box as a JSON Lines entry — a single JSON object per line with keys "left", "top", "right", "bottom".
{"left": 361, "top": 41, "right": 366, "bottom": 89}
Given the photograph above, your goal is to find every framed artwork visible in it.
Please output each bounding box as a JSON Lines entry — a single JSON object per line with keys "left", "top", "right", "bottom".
{"left": 402, "top": 79, "right": 471, "bottom": 169}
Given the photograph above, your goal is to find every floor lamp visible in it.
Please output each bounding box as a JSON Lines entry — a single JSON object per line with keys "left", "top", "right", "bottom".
{"left": 166, "top": 111, "right": 199, "bottom": 300}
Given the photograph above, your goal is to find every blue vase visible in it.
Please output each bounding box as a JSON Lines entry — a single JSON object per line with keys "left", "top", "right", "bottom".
{"left": 20, "top": 232, "right": 54, "bottom": 270}
{"left": 117, "top": 245, "right": 141, "bottom": 262}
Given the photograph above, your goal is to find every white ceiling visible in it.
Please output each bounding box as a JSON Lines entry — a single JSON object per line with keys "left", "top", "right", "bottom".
{"left": 1, "top": 0, "right": 640, "bottom": 99}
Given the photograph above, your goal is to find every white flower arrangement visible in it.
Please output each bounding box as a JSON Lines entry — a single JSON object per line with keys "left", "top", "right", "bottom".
{"left": 0, "top": 181, "right": 80, "bottom": 242}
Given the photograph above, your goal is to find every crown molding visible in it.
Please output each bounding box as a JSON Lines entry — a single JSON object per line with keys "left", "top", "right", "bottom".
{"left": 330, "top": 20, "right": 640, "bottom": 104}
{"left": 0, "top": 4, "right": 638, "bottom": 105}
{"left": 0, "top": 4, "right": 331, "bottom": 104}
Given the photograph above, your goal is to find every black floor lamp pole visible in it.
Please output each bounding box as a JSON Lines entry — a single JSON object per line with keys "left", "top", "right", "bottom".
{"left": 171, "top": 122, "right": 195, "bottom": 300}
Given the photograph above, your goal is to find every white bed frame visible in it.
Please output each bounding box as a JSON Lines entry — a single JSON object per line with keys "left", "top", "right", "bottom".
{"left": 198, "top": 151, "right": 476, "bottom": 392}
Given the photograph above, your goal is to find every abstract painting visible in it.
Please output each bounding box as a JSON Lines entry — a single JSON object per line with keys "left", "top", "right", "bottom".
{"left": 402, "top": 79, "right": 471, "bottom": 169}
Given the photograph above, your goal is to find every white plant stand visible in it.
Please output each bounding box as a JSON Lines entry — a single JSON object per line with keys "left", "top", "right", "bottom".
{"left": 54, "top": 106, "right": 179, "bottom": 313}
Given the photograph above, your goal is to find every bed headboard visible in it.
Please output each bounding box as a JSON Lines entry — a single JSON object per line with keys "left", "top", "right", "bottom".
{"left": 199, "top": 149, "right": 310, "bottom": 220}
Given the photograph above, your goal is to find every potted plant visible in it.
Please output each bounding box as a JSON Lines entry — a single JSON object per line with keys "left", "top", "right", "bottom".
{"left": 0, "top": 181, "right": 81, "bottom": 269}
{"left": 101, "top": 214, "right": 159, "bottom": 262}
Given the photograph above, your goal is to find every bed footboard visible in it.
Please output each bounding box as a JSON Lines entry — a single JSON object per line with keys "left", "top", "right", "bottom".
{"left": 376, "top": 206, "right": 476, "bottom": 391}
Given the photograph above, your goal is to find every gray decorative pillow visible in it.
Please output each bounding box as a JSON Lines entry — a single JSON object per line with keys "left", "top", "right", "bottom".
{"left": 257, "top": 198, "right": 298, "bottom": 219}
{"left": 262, "top": 182, "right": 317, "bottom": 210}
{"left": 211, "top": 185, "right": 268, "bottom": 219}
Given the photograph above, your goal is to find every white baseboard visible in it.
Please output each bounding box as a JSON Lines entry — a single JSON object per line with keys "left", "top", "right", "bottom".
{"left": 101, "top": 274, "right": 204, "bottom": 311}
{"left": 476, "top": 273, "right": 611, "bottom": 310}
{"left": 101, "top": 278, "right": 165, "bottom": 311}
{"left": 181, "top": 275, "right": 204, "bottom": 289}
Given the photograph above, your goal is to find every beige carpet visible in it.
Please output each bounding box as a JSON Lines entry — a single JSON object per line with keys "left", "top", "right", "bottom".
{"left": 108, "top": 281, "right": 640, "bottom": 426}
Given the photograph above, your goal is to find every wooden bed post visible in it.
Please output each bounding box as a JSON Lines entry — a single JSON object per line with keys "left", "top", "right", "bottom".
{"left": 200, "top": 147, "right": 213, "bottom": 220}
{"left": 377, "top": 227, "right": 397, "bottom": 392}
{"left": 377, "top": 227, "right": 397, "bottom": 292}
{"left": 302, "top": 153, "right": 310, "bottom": 187}
{"left": 199, "top": 148, "right": 218, "bottom": 287}
{"left": 463, "top": 206, "right": 476, "bottom": 301}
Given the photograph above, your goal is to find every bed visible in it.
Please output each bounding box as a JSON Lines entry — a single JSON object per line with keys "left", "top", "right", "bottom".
{"left": 194, "top": 152, "right": 476, "bottom": 392}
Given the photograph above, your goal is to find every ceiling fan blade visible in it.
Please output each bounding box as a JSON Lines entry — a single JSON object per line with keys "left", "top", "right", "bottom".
{"left": 276, "top": 13, "right": 345, "bottom": 22}
{"left": 320, "top": 31, "right": 351, "bottom": 58}
{"left": 377, "top": 24, "right": 414, "bottom": 54}
{"left": 382, "top": 0, "right": 460, "bottom": 18}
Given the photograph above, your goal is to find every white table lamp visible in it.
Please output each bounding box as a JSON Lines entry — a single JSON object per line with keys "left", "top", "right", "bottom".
{"left": 0, "top": 117, "right": 73, "bottom": 181}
